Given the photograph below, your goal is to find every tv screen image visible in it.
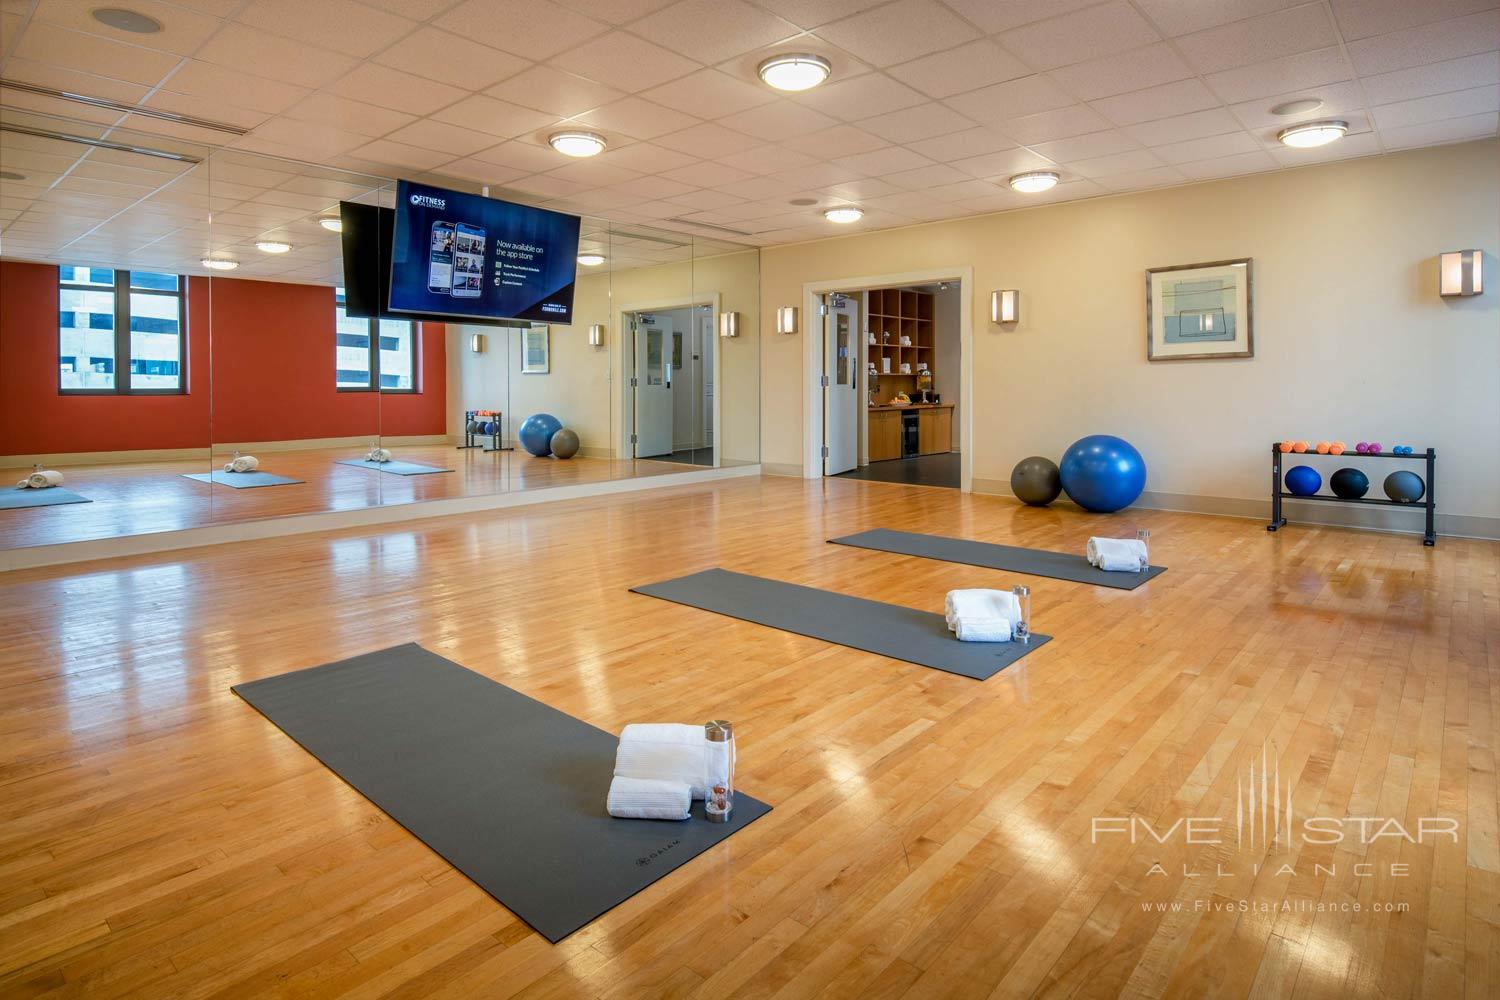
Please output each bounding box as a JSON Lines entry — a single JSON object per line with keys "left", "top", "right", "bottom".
{"left": 388, "top": 181, "right": 581, "bottom": 324}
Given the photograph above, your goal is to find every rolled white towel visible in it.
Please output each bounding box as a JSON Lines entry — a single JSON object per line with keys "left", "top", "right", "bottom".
{"left": 607, "top": 776, "right": 691, "bottom": 820}
{"left": 944, "top": 589, "right": 1020, "bottom": 629}
{"left": 224, "top": 455, "right": 259, "bottom": 474}
{"left": 22, "top": 470, "right": 63, "bottom": 489}
{"left": 953, "top": 617, "right": 1013, "bottom": 642}
{"left": 365, "top": 447, "right": 392, "bottom": 464}
{"left": 1087, "top": 537, "right": 1147, "bottom": 572}
{"left": 614, "top": 723, "right": 708, "bottom": 799}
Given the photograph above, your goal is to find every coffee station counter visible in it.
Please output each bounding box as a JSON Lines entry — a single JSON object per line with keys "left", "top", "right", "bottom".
{"left": 867, "top": 404, "right": 953, "bottom": 461}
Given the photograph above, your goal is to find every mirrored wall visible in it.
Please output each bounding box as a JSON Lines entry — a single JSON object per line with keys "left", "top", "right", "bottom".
{"left": 0, "top": 109, "right": 760, "bottom": 554}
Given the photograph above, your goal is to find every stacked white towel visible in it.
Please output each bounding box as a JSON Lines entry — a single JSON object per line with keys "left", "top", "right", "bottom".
{"left": 945, "top": 589, "right": 1019, "bottom": 643}
{"left": 16, "top": 470, "right": 63, "bottom": 489}
{"left": 606, "top": 776, "right": 691, "bottom": 820}
{"left": 1087, "top": 537, "right": 1148, "bottom": 572}
{"left": 613, "top": 723, "right": 709, "bottom": 799}
{"left": 365, "top": 447, "right": 392, "bottom": 464}
{"left": 223, "top": 455, "right": 259, "bottom": 474}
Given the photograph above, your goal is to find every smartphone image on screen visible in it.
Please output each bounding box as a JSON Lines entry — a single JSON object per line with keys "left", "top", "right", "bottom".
{"left": 428, "top": 221, "right": 454, "bottom": 294}
{"left": 451, "top": 222, "right": 486, "bottom": 299}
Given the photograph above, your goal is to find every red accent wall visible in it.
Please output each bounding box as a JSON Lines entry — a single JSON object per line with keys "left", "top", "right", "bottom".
{"left": 0, "top": 261, "right": 447, "bottom": 456}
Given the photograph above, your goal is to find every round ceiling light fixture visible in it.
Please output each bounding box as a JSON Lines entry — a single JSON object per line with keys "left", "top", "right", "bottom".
{"left": 577, "top": 253, "right": 606, "bottom": 266}
{"left": 1277, "top": 119, "right": 1348, "bottom": 148}
{"left": 318, "top": 217, "right": 342, "bottom": 232}
{"left": 201, "top": 257, "right": 238, "bottom": 271}
{"left": 91, "top": 7, "right": 163, "bottom": 33}
{"left": 757, "top": 53, "right": 832, "bottom": 92}
{"left": 1009, "top": 170, "right": 1059, "bottom": 194}
{"left": 256, "top": 240, "right": 292, "bottom": 254}
{"left": 1269, "top": 97, "right": 1324, "bottom": 117}
{"left": 548, "top": 130, "right": 607, "bottom": 157}
{"left": 823, "top": 206, "right": 863, "bottom": 224}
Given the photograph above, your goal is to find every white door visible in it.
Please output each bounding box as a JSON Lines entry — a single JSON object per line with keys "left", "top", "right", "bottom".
{"left": 823, "top": 293, "right": 858, "bottom": 475}
{"left": 634, "top": 313, "right": 674, "bottom": 458}
{"left": 700, "top": 310, "right": 714, "bottom": 449}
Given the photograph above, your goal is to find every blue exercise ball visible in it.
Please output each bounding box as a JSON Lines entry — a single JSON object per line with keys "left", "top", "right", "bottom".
{"left": 1383, "top": 470, "right": 1425, "bottom": 503}
{"left": 1284, "top": 464, "right": 1322, "bottom": 497}
{"left": 1058, "top": 434, "right": 1147, "bottom": 513}
{"left": 1330, "top": 467, "right": 1370, "bottom": 499}
{"left": 517, "top": 413, "right": 563, "bottom": 457}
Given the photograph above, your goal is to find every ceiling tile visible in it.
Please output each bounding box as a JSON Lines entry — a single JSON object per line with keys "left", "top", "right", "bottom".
{"left": 576, "top": 96, "right": 702, "bottom": 140}
{"left": 944, "top": 75, "right": 1076, "bottom": 123}
{"left": 431, "top": 95, "right": 560, "bottom": 139}
{"left": 195, "top": 23, "right": 359, "bottom": 89}
{"left": 629, "top": 0, "right": 800, "bottom": 64}
{"left": 14, "top": 22, "right": 183, "bottom": 87}
{"left": 655, "top": 122, "right": 765, "bottom": 157}
{"left": 1049, "top": 42, "right": 1195, "bottom": 101}
{"left": 718, "top": 99, "right": 837, "bottom": 141}
{"left": 1203, "top": 47, "right": 1354, "bottom": 104}
{"left": 886, "top": 40, "right": 1031, "bottom": 99}
{"left": 1346, "top": 10, "right": 1500, "bottom": 76}
{"left": 641, "top": 69, "right": 777, "bottom": 119}
{"left": 1069, "top": 148, "right": 1165, "bottom": 177}
{"left": 1330, "top": 0, "right": 1498, "bottom": 41}
{"left": 467, "top": 140, "right": 573, "bottom": 173}
{"left": 1379, "top": 110, "right": 1498, "bottom": 148}
{"left": 358, "top": 0, "right": 456, "bottom": 16}
{"left": 30, "top": 0, "right": 223, "bottom": 56}
{"left": 748, "top": 0, "right": 874, "bottom": 30}
{"left": 347, "top": 138, "right": 455, "bottom": 171}
{"left": 1092, "top": 78, "right": 1222, "bottom": 126}
{"left": 485, "top": 66, "right": 624, "bottom": 117}
{"left": 436, "top": 0, "right": 608, "bottom": 59}
{"left": 880, "top": 162, "right": 971, "bottom": 189}
{"left": 1031, "top": 129, "right": 1141, "bottom": 161}
{"left": 1372, "top": 84, "right": 1500, "bottom": 130}
{"left": 831, "top": 144, "right": 932, "bottom": 176}
{"left": 949, "top": 146, "right": 1056, "bottom": 179}
{"left": 160, "top": 61, "right": 311, "bottom": 116}
{"left": 1132, "top": 0, "right": 1303, "bottom": 36}
{"left": 660, "top": 160, "right": 755, "bottom": 187}
{"left": 939, "top": 0, "right": 1100, "bottom": 34}
{"left": 906, "top": 126, "right": 1017, "bottom": 160}
{"left": 1151, "top": 130, "right": 1263, "bottom": 163}
{"left": 770, "top": 161, "right": 862, "bottom": 187}
{"left": 722, "top": 174, "right": 801, "bottom": 199}
{"left": 1227, "top": 81, "right": 1365, "bottom": 129}
{"left": 856, "top": 102, "right": 974, "bottom": 143}
{"left": 1362, "top": 52, "right": 1500, "bottom": 106}
{"left": 382, "top": 119, "right": 501, "bottom": 157}
{"left": 328, "top": 64, "right": 470, "bottom": 116}
{"left": 234, "top": 0, "right": 417, "bottom": 59}
{"left": 593, "top": 142, "right": 700, "bottom": 173}
{"left": 284, "top": 93, "right": 415, "bottom": 137}
{"left": 781, "top": 123, "right": 887, "bottom": 157}
{"left": 1174, "top": 148, "right": 1280, "bottom": 178}
{"left": 1094, "top": 165, "right": 1185, "bottom": 190}
{"left": 544, "top": 158, "right": 643, "bottom": 186}
{"left": 1175, "top": 5, "right": 1339, "bottom": 75}
{"left": 610, "top": 174, "right": 698, "bottom": 200}
{"left": 552, "top": 31, "right": 703, "bottom": 92}
{"left": 715, "top": 143, "right": 821, "bottom": 174}
{"left": 997, "top": 1, "right": 1160, "bottom": 71}
{"left": 995, "top": 104, "right": 1112, "bottom": 144}
{"left": 1123, "top": 107, "right": 1242, "bottom": 145}
{"left": 664, "top": 188, "right": 746, "bottom": 210}
{"left": 924, "top": 178, "right": 1007, "bottom": 202}
{"left": 796, "top": 73, "right": 927, "bottom": 120}
{"left": 373, "top": 28, "right": 531, "bottom": 90}
{"left": 553, "top": 0, "right": 680, "bottom": 23}
{"left": 816, "top": 0, "right": 981, "bottom": 67}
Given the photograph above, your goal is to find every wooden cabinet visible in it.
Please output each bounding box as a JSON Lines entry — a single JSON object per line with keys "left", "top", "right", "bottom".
{"left": 918, "top": 407, "right": 951, "bottom": 456}
{"left": 868, "top": 409, "right": 902, "bottom": 461}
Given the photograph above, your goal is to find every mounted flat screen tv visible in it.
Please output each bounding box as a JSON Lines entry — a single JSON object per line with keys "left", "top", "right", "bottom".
{"left": 387, "top": 180, "right": 581, "bottom": 324}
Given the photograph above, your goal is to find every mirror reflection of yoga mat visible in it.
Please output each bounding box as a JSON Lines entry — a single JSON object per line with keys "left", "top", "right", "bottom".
{"left": 232, "top": 644, "right": 771, "bottom": 943}
{"left": 829, "top": 529, "right": 1166, "bottom": 590}
{"left": 335, "top": 459, "right": 453, "bottom": 476}
{"left": 631, "top": 568, "right": 1050, "bottom": 681}
{"left": 183, "top": 471, "right": 304, "bottom": 488}
{"left": 0, "top": 489, "right": 92, "bottom": 510}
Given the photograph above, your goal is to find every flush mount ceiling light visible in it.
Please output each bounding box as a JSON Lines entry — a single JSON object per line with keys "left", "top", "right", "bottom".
{"left": 577, "top": 253, "right": 606, "bottom": 266}
{"left": 548, "top": 130, "right": 607, "bottom": 157}
{"left": 91, "top": 7, "right": 163, "bottom": 33}
{"left": 1277, "top": 120, "right": 1348, "bottom": 148}
{"left": 823, "top": 206, "right": 863, "bottom": 224}
{"left": 1009, "top": 170, "right": 1059, "bottom": 194}
{"left": 757, "top": 53, "right": 832, "bottom": 92}
{"left": 201, "top": 258, "right": 238, "bottom": 271}
{"left": 255, "top": 240, "right": 291, "bottom": 254}
{"left": 1269, "top": 97, "right": 1324, "bottom": 117}
{"left": 318, "top": 217, "right": 342, "bottom": 232}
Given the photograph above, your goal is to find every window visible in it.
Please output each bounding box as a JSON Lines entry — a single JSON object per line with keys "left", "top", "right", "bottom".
{"left": 335, "top": 288, "right": 416, "bottom": 392}
{"left": 58, "top": 266, "right": 186, "bottom": 393}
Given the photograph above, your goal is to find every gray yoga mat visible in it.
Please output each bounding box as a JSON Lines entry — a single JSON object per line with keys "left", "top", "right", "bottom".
{"left": 184, "top": 470, "right": 305, "bottom": 488}
{"left": 631, "top": 568, "right": 1050, "bottom": 681}
{"left": 0, "top": 487, "right": 92, "bottom": 510}
{"left": 232, "top": 643, "right": 771, "bottom": 943}
{"left": 336, "top": 458, "right": 453, "bottom": 476}
{"left": 829, "top": 528, "right": 1166, "bottom": 591}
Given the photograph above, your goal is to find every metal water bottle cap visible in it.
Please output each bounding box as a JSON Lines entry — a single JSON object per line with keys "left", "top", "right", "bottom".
{"left": 705, "top": 720, "right": 733, "bottom": 742}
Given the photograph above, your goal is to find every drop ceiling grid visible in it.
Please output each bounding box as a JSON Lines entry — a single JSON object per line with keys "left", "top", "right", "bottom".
{"left": 0, "top": 0, "right": 1494, "bottom": 278}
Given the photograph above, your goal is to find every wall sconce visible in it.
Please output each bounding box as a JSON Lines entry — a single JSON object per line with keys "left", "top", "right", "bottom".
{"left": 776, "top": 305, "right": 798, "bottom": 335}
{"left": 587, "top": 324, "right": 605, "bottom": 347}
{"left": 469, "top": 333, "right": 485, "bottom": 353}
{"left": 719, "top": 311, "right": 740, "bottom": 338}
{"left": 991, "top": 289, "right": 1019, "bottom": 323}
{"left": 1440, "top": 250, "right": 1483, "bottom": 297}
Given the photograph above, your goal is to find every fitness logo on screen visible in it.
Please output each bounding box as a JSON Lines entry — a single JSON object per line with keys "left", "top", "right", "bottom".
{"left": 1090, "top": 743, "right": 1458, "bottom": 879}
{"left": 410, "top": 192, "right": 446, "bottom": 209}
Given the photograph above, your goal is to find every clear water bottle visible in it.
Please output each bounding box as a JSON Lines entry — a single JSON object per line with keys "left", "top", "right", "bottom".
{"left": 704, "top": 720, "right": 735, "bottom": 823}
{"left": 1012, "top": 585, "right": 1031, "bottom": 644}
{"left": 1136, "top": 529, "right": 1150, "bottom": 571}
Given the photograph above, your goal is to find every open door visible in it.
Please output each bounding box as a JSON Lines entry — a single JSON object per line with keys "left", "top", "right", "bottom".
{"left": 823, "top": 292, "right": 858, "bottom": 475}
{"left": 633, "top": 312, "right": 674, "bottom": 458}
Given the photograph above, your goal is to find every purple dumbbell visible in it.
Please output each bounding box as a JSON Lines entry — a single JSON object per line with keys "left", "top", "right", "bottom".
{"left": 1368, "top": 442, "right": 1382, "bottom": 454}
{"left": 1355, "top": 442, "right": 1369, "bottom": 453}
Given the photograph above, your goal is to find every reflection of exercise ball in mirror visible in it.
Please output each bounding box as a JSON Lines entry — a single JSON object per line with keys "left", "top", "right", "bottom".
{"left": 550, "top": 428, "right": 580, "bottom": 460}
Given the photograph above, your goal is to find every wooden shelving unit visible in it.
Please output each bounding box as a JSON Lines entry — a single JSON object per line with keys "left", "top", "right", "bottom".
{"left": 866, "top": 287, "right": 934, "bottom": 396}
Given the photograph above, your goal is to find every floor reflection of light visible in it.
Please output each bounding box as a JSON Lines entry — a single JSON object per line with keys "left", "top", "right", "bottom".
{"left": 997, "top": 811, "right": 1078, "bottom": 880}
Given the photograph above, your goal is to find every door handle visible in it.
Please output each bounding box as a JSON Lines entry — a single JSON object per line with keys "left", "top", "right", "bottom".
{"left": 665, "top": 362, "right": 672, "bottom": 388}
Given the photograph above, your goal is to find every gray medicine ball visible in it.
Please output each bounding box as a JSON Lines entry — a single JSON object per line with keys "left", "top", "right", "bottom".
{"left": 1010, "top": 455, "right": 1062, "bottom": 506}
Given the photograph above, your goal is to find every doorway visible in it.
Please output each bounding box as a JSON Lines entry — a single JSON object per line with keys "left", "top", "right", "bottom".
{"left": 625, "top": 305, "right": 715, "bottom": 466}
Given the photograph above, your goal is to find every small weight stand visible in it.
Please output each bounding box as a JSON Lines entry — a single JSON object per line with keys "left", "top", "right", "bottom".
{"left": 1267, "top": 443, "right": 1436, "bottom": 546}
{"left": 458, "top": 410, "right": 512, "bottom": 453}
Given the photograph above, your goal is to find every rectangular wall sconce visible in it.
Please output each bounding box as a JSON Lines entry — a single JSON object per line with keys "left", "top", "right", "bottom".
{"left": 1440, "top": 250, "right": 1483, "bottom": 297}
{"left": 991, "top": 289, "right": 1019, "bottom": 323}
{"left": 719, "top": 311, "right": 740, "bottom": 338}
{"left": 776, "top": 305, "right": 798, "bottom": 335}
{"left": 469, "top": 333, "right": 485, "bottom": 353}
{"left": 587, "top": 324, "right": 604, "bottom": 347}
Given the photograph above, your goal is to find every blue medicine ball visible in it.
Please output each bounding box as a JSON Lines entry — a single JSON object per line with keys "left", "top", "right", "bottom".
{"left": 517, "top": 413, "right": 563, "bottom": 457}
{"left": 1058, "top": 434, "right": 1147, "bottom": 513}
{"left": 1284, "top": 464, "right": 1322, "bottom": 496}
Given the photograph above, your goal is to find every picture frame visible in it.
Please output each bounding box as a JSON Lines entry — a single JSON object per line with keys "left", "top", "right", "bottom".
{"left": 521, "top": 325, "right": 549, "bottom": 374}
{"left": 1146, "top": 258, "right": 1253, "bottom": 361}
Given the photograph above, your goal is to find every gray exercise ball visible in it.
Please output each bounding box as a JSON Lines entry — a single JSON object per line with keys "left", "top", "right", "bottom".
{"left": 549, "top": 427, "right": 580, "bottom": 459}
{"left": 1011, "top": 455, "right": 1062, "bottom": 506}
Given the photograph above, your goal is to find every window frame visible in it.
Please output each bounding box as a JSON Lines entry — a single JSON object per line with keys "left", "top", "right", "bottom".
{"left": 57, "top": 267, "right": 188, "bottom": 396}
{"left": 334, "top": 292, "right": 418, "bottom": 394}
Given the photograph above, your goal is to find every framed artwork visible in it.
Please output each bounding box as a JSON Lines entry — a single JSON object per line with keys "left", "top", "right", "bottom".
{"left": 521, "top": 325, "right": 549, "bottom": 374}
{"left": 1146, "top": 258, "right": 1252, "bottom": 361}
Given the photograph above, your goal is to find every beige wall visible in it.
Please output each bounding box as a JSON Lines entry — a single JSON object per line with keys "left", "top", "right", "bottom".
{"left": 760, "top": 140, "right": 1499, "bottom": 526}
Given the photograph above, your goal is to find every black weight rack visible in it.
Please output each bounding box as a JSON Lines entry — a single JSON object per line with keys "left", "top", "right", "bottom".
{"left": 458, "top": 410, "right": 511, "bottom": 453}
{"left": 1267, "top": 443, "right": 1436, "bottom": 546}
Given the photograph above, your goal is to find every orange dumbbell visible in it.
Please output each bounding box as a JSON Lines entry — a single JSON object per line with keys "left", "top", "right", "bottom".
{"left": 1291, "top": 441, "right": 1308, "bottom": 453}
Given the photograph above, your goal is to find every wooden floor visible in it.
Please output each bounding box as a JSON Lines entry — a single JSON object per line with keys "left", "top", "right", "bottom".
{"left": 0, "top": 445, "right": 703, "bottom": 550}
{"left": 1, "top": 475, "right": 1496, "bottom": 998}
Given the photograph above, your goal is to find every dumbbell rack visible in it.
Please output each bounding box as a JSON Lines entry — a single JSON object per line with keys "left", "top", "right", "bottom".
{"left": 1267, "top": 443, "right": 1436, "bottom": 546}
{"left": 457, "top": 410, "right": 511, "bottom": 453}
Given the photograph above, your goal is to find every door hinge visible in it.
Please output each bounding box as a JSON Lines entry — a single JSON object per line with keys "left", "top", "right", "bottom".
{"left": 821, "top": 445, "right": 829, "bottom": 458}
{"left": 820, "top": 374, "right": 830, "bottom": 388}
{"left": 818, "top": 303, "right": 828, "bottom": 317}
{"left": 630, "top": 433, "right": 638, "bottom": 444}
{"left": 630, "top": 376, "right": 638, "bottom": 387}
